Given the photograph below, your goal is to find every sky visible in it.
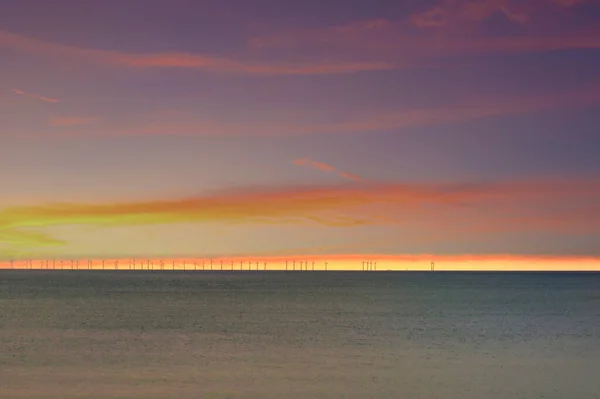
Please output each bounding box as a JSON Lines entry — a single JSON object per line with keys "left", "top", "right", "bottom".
{"left": 1, "top": 0, "right": 600, "bottom": 270}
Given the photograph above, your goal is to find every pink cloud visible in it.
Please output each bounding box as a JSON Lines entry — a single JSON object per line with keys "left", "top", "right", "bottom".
{"left": 10, "top": 88, "right": 58, "bottom": 103}
{"left": 292, "top": 158, "right": 337, "bottom": 172}
{"left": 338, "top": 172, "right": 364, "bottom": 182}
{"left": 249, "top": 1, "right": 600, "bottom": 61}
{"left": 0, "top": 30, "right": 393, "bottom": 75}
{"left": 411, "top": 0, "right": 531, "bottom": 28}
{"left": 26, "top": 80, "right": 600, "bottom": 139}
{"left": 292, "top": 158, "right": 365, "bottom": 181}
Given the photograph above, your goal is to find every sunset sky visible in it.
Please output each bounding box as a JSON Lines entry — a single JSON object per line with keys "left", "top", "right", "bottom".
{"left": 1, "top": 0, "right": 600, "bottom": 269}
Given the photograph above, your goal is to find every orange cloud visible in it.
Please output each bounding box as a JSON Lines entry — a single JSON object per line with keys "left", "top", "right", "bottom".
{"left": 0, "top": 177, "right": 599, "bottom": 254}
{"left": 0, "top": 30, "right": 393, "bottom": 75}
{"left": 293, "top": 158, "right": 336, "bottom": 172}
{"left": 48, "top": 116, "right": 98, "bottom": 127}
{"left": 10, "top": 88, "right": 58, "bottom": 103}
{"left": 338, "top": 172, "right": 363, "bottom": 182}
{"left": 292, "top": 158, "right": 365, "bottom": 181}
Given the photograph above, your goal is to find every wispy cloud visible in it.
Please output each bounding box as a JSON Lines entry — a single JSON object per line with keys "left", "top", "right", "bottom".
{"left": 409, "top": 0, "right": 598, "bottom": 29}
{"left": 249, "top": 1, "right": 600, "bottom": 60}
{"left": 410, "top": 0, "right": 531, "bottom": 28}
{"left": 1, "top": 177, "right": 599, "bottom": 253}
{"left": 292, "top": 158, "right": 364, "bottom": 181}
{"left": 34, "top": 82, "right": 600, "bottom": 138}
{"left": 10, "top": 88, "right": 58, "bottom": 103}
{"left": 0, "top": 30, "right": 393, "bottom": 75}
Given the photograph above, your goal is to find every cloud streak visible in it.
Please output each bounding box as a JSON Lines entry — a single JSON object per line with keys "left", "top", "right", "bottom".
{"left": 33, "top": 81, "right": 600, "bottom": 138}
{"left": 0, "top": 30, "right": 393, "bottom": 75}
{"left": 410, "top": 0, "right": 533, "bottom": 28}
{"left": 1, "top": 177, "right": 599, "bottom": 253}
{"left": 292, "top": 158, "right": 364, "bottom": 181}
{"left": 10, "top": 88, "right": 58, "bottom": 103}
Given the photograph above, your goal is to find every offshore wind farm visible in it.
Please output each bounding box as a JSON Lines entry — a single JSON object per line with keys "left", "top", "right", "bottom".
{"left": 0, "top": 257, "right": 376, "bottom": 271}
{"left": 3, "top": 0, "right": 600, "bottom": 397}
{"left": 2, "top": 256, "right": 600, "bottom": 271}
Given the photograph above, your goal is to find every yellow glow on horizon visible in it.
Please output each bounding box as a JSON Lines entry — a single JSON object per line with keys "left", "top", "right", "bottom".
{"left": 1, "top": 255, "right": 599, "bottom": 271}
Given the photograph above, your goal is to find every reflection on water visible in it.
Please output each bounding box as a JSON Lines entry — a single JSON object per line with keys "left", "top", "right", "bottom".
{"left": 1, "top": 271, "right": 599, "bottom": 398}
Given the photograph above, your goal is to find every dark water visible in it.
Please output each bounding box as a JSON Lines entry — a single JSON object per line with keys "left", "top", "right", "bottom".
{"left": 1, "top": 271, "right": 599, "bottom": 399}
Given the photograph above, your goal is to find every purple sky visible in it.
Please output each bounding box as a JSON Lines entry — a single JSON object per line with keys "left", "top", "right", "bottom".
{"left": 1, "top": 0, "right": 600, "bottom": 262}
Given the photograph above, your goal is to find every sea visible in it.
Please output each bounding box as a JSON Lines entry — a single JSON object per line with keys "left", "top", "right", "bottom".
{"left": 1, "top": 271, "right": 599, "bottom": 399}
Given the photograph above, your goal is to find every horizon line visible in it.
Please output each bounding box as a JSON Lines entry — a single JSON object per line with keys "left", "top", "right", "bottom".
{"left": 2, "top": 254, "right": 599, "bottom": 271}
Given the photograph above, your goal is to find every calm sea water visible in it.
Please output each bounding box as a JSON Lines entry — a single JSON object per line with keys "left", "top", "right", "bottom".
{"left": 1, "top": 271, "right": 599, "bottom": 399}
